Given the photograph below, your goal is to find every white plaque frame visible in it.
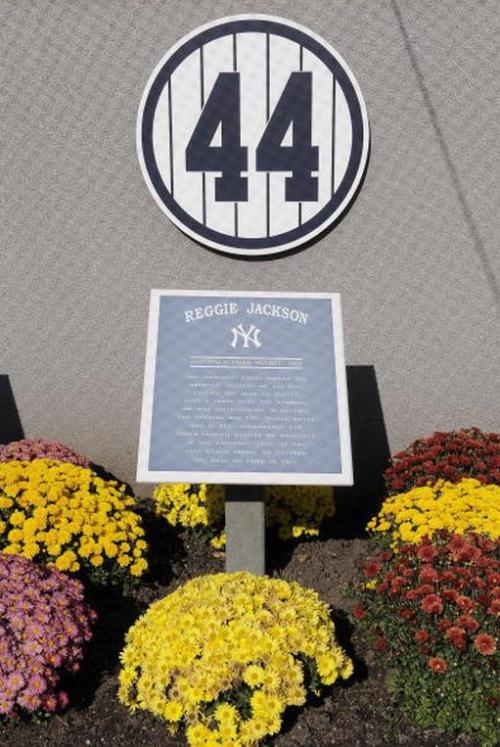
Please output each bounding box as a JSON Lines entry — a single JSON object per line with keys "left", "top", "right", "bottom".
{"left": 137, "top": 290, "right": 353, "bottom": 485}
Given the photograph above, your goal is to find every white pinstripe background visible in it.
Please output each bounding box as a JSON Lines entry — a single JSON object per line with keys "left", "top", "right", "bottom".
{"left": 150, "top": 27, "right": 354, "bottom": 240}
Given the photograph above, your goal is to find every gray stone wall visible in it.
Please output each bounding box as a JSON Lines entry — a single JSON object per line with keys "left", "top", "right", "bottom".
{"left": 1, "top": 1, "right": 498, "bottom": 490}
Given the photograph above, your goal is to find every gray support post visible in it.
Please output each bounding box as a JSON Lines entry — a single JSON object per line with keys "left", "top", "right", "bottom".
{"left": 225, "top": 485, "right": 265, "bottom": 575}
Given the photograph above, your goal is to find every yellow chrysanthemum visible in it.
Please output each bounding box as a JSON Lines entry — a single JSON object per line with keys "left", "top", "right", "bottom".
{"left": 243, "top": 664, "right": 265, "bottom": 687}
{"left": 153, "top": 483, "right": 335, "bottom": 547}
{"left": 367, "top": 478, "right": 500, "bottom": 548}
{"left": 0, "top": 459, "right": 148, "bottom": 584}
{"left": 119, "top": 572, "right": 350, "bottom": 746}
{"left": 163, "top": 700, "right": 183, "bottom": 722}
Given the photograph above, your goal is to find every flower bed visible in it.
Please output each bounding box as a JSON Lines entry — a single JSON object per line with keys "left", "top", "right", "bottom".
{"left": 385, "top": 428, "right": 500, "bottom": 494}
{"left": 1, "top": 428, "right": 497, "bottom": 745}
{"left": 119, "top": 572, "right": 352, "bottom": 746}
{"left": 0, "top": 459, "right": 148, "bottom": 586}
{"left": 153, "top": 483, "right": 335, "bottom": 549}
{"left": 0, "top": 553, "right": 96, "bottom": 719}
{"left": 352, "top": 532, "right": 499, "bottom": 744}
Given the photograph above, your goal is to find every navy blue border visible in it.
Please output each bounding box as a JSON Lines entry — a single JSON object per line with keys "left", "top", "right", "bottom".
{"left": 141, "top": 19, "right": 367, "bottom": 251}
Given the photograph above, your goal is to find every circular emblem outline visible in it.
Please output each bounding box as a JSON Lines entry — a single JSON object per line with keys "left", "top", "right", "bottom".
{"left": 137, "top": 15, "right": 370, "bottom": 256}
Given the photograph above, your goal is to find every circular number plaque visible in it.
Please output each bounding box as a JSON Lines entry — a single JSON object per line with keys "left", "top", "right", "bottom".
{"left": 138, "top": 15, "right": 370, "bottom": 256}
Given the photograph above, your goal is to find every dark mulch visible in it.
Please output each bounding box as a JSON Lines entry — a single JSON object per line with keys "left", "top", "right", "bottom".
{"left": 0, "top": 501, "right": 479, "bottom": 747}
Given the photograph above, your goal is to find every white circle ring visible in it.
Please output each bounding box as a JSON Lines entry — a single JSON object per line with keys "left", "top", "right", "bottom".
{"left": 137, "top": 15, "right": 370, "bottom": 256}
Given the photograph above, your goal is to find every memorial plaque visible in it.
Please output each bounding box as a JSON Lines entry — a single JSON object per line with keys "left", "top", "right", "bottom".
{"left": 138, "top": 290, "right": 352, "bottom": 486}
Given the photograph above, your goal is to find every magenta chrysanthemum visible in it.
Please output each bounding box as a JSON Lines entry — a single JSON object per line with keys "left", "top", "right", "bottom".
{"left": 0, "top": 438, "right": 89, "bottom": 467}
{"left": 0, "top": 554, "right": 96, "bottom": 718}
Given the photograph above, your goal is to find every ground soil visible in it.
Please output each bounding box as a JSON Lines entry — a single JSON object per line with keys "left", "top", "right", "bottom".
{"left": 0, "top": 499, "right": 480, "bottom": 747}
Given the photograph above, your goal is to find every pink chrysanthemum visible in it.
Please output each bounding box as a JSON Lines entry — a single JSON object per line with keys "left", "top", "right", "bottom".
{"left": 0, "top": 554, "right": 96, "bottom": 719}
{"left": 0, "top": 438, "right": 89, "bottom": 467}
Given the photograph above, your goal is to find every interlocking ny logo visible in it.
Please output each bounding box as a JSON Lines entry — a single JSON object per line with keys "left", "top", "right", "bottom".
{"left": 230, "top": 323, "right": 262, "bottom": 349}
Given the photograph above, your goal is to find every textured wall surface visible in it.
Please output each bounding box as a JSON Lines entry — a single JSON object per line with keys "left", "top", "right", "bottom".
{"left": 1, "top": 0, "right": 499, "bottom": 490}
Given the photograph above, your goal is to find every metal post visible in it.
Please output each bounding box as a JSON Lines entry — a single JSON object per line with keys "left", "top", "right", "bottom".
{"left": 225, "top": 485, "right": 265, "bottom": 575}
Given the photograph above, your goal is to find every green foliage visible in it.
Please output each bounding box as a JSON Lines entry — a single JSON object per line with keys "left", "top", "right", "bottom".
{"left": 395, "top": 663, "right": 499, "bottom": 746}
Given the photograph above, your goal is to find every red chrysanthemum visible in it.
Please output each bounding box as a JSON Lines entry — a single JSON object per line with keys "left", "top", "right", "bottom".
{"left": 445, "top": 626, "right": 467, "bottom": 650}
{"left": 378, "top": 550, "right": 393, "bottom": 562}
{"left": 438, "top": 618, "right": 453, "bottom": 631}
{"left": 488, "top": 598, "right": 500, "bottom": 615}
{"left": 384, "top": 428, "right": 500, "bottom": 494}
{"left": 441, "top": 570, "right": 458, "bottom": 585}
{"left": 352, "top": 604, "right": 365, "bottom": 620}
{"left": 419, "top": 565, "right": 439, "bottom": 584}
{"left": 416, "top": 584, "right": 435, "bottom": 596}
{"left": 447, "top": 535, "right": 469, "bottom": 557}
{"left": 461, "top": 546, "right": 481, "bottom": 562}
{"left": 363, "top": 560, "right": 382, "bottom": 578}
{"left": 471, "top": 576, "right": 487, "bottom": 590}
{"left": 398, "top": 607, "right": 416, "bottom": 621}
{"left": 416, "top": 545, "right": 439, "bottom": 562}
{"left": 421, "top": 594, "right": 443, "bottom": 614}
{"left": 391, "top": 574, "right": 406, "bottom": 586}
{"left": 473, "top": 634, "right": 497, "bottom": 656}
{"left": 428, "top": 656, "right": 448, "bottom": 674}
{"left": 477, "top": 593, "right": 491, "bottom": 609}
{"left": 442, "top": 588, "right": 460, "bottom": 603}
{"left": 479, "top": 538, "right": 496, "bottom": 553}
{"left": 456, "top": 595, "right": 475, "bottom": 612}
{"left": 456, "top": 614, "right": 480, "bottom": 632}
{"left": 415, "top": 630, "right": 430, "bottom": 643}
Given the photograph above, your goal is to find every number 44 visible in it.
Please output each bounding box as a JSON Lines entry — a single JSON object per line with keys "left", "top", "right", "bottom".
{"left": 186, "top": 72, "right": 319, "bottom": 203}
